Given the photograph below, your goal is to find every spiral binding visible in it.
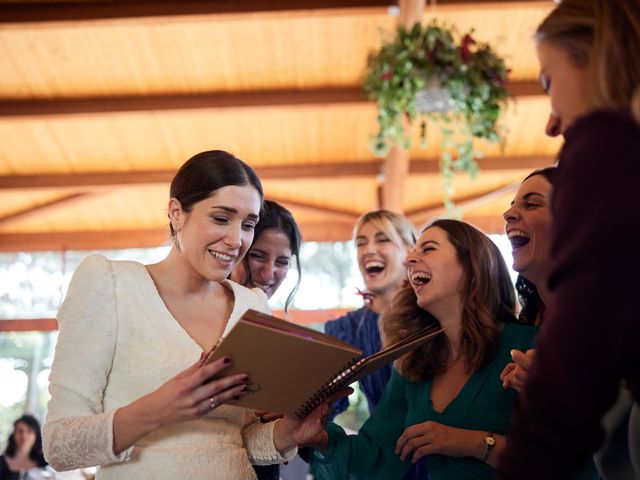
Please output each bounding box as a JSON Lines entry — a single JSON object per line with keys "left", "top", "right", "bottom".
{"left": 294, "top": 356, "right": 364, "bottom": 418}
{"left": 294, "top": 324, "right": 443, "bottom": 417}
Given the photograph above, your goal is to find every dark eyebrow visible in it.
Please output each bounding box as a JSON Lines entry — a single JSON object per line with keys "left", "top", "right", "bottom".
{"left": 210, "top": 205, "right": 259, "bottom": 221}
{"left": 522, "top": 192, "right": 547, "bottom": 201}
{"left": 418, "top": 240, "right": 439, "bottom": 249}
{"left": 511, "top": 191, "right": 547, "bottom": 206}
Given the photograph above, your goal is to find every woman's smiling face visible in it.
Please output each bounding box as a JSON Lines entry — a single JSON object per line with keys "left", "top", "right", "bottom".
{"left": 405, "top": 226, "right": 465, "bottom": 319}
{"left": 503, "top": 174, "right": 553, "bottom": 287}
{"left": 170, "top": 184, "right": 261, "bottom": 282}
{"left": 355, "top": 221, "right": 409, "bottom": 296}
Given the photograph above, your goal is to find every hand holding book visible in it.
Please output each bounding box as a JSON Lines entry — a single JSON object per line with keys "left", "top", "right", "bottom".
{"left": 273, "top": 387, "right": 354, "bottom": 454}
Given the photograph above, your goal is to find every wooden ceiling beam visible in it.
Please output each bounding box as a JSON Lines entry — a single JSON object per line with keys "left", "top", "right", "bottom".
{"left": 0, "top": 192, "right": 96, "bottom": 227}
{"left": 0, "top": 156, "right": 553, "bottom": 189}
{"left": 0, "top": 81, "right": 540, "bottom": 118}
{"left": 268, "top": 196, "right": 360, "bottom": 224}
{"left": 407, "top": 181, "right": 519, "bottom": 225}
{"left": 0, "top": 0, "right": 549, "bottom": 25}
{"left": 0, "top": 228, "right": 171, "bottom": 252}
{"left": 0, "top": 221, "right": 357, "bottom": 252}
{"left": 0, "top": 88, "right": 364, "bottom": 117}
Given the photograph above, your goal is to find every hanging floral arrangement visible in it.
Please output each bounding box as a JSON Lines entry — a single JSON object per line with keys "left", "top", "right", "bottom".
{"left": 363, "top": 20, "right": 511, "bottom": 210}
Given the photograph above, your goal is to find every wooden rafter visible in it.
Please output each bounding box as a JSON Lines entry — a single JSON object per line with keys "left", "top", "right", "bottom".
{"left": 0, "top": 156, "right": 552, "bottom": 189}
{"left": 0, "top": 81, "right": 540, "bottom": 118}
{"left": 0, "top": 228, "right": 170, "bottom": 252}
{"left": 267, "top": 196, "right": 360, "bottom": 224}
{"left": 0, "top": 192, "right": 96, "bottom": 227}
{"left": 0, "top": 220, "right": 357, "bottom": 252}
{"left": 0, "top": 0, "right": 549, "bottom": 25}
{"left": 407, "top": 181, "right": 520, "bottom": 225}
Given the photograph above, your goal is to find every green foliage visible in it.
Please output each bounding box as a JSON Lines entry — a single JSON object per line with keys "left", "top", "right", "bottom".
{"left": 363, "top": 21, "right": 511, "bottom": 209}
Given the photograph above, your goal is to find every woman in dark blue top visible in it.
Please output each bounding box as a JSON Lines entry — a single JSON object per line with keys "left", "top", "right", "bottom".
{"left": 324, "top": 209, "right": 416, "bottom": 418}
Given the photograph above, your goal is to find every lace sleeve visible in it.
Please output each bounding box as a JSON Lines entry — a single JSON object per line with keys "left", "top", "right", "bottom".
{"left": 242, "top": 417, "right": 297, "bottom": 465}
{"left": 43, "top": 254, "right": 131, "bottom": 471}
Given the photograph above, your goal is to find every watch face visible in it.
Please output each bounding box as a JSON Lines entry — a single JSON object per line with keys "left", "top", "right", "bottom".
{"left": 486, "top": 436, "right": 496, "bottom": 446}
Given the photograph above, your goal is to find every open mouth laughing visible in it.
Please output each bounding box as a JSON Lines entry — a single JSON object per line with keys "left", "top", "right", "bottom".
{"left": 409, "top": 270, "right": 431, "bottom": 290}
{"left": 507, "top": 229, "right": 530, "bottom": 251}
{"left": 364, "top": 260, "right": 385, "bottom": 276}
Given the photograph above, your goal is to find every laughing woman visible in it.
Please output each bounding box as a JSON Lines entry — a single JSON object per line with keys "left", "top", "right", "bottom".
{"left": 497, "top": 1, "right": 640, "bottom": 477}
{"left": 230, "top": 199, "right": 302, "bottom": 312}
{"left": 324, "top": 210, "right": 416, "bottom": 419}
{"left": 306, "top": 220, "right": 537, "bottom": 480}
{"left": 230, "top": 199, "right": 302, "bottom": 480}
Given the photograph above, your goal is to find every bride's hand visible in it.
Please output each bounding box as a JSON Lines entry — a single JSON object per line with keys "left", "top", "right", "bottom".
{"left": 145, "top": 353, "right": 251, "bottom": 426}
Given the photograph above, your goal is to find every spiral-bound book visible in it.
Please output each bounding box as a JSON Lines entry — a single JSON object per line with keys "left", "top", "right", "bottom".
{"left": 204, "top": 309, "right": 444, "bottom": 417}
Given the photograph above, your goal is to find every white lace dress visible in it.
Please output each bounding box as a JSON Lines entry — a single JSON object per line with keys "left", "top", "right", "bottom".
{"left": 42, "top": 254, "right": 296, "bottom": 479}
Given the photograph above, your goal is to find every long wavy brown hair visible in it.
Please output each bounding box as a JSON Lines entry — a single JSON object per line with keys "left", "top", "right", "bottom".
{"left": 381, "top": 219, "right": 517, "bottom": 382}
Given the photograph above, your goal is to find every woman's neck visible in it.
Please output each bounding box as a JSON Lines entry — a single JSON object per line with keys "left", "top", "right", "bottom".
{"left": 537, "top": 282, "right": 551, "bottom": 307}
{"left": 152, "top": 248, "right": 215, "bottom": 296}
{"left": 368, "top": 287, "right": 397, "bottom": 314}
{"left": 14, "top": 446, "right": 31, "bottom": 459}
{"left": 526, "top": 271, "right": 551, "bottom": 308}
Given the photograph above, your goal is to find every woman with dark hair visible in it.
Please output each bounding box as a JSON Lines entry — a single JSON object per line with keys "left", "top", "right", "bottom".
{"left": 500, "top": 167, "right": 555, "bottom": 393}
{"left": 230, "top": 199, "right": 302, "bottom": 480}
{"left": 303, "top": 220, "right": 537, "bottom": 479}
{"left": 231, "top": 199, "right": 302, "bottom": 312}
{"left": 0, "top": 414, "right": 52, "bottom": 479}
{"left": 42, "top": 151, "right": 337, "bottom": 479}
{"left": 497, "top": 1, "right": 640, "bottom": 478}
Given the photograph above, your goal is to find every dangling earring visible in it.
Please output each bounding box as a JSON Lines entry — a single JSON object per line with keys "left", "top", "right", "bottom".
{"left": 171, "top": 223, "right": 182, "bottom": 252}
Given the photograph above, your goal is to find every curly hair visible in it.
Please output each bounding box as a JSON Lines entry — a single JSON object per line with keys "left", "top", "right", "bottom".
{"left": 381, "top": 219, "right": 517, "bottom": 382}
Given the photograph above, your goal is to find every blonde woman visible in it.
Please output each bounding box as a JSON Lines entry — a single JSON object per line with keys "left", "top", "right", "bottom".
{"left": 324, "top": 210, "right": 416, "bottom": 419}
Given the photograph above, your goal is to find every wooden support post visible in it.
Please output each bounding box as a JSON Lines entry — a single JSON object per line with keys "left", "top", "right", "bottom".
{"left": 381, "top": 0, "right": 425, "bottom": 212}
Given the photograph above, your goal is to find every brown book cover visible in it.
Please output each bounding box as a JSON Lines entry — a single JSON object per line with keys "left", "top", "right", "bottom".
{"left": 204, "top": 309, "right": 443, "bottom": 417}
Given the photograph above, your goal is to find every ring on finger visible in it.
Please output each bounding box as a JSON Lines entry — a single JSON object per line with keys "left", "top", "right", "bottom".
{"left": 209, "top": 397, "right": 217, "bottom": 410}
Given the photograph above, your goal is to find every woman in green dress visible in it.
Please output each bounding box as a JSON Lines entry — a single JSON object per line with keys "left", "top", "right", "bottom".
{"left": 303, "top": 219, "right": 537, "bottom": 479}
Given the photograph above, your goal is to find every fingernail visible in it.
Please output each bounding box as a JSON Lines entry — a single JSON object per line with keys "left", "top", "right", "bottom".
{"left": 224, "top": 357, "right": 231, "bottom": 364}
{"left": 510, "top": 349, "right": 515, "bottom": 358}
{"left": 241, "top": 375, "right": 249, "bottom": 381}
{"left": 241, "top": 385, "right": 248, "bottom": 392}
{"left": 259, "top": 416, "right": 267, "bottom": 424}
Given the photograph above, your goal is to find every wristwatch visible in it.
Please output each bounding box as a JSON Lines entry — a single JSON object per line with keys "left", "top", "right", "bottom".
{"left": 483, "top": 431, "right": 496, "bottom": 462}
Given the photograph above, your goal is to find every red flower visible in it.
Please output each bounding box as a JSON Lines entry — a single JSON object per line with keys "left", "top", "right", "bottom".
{"left": 459, "top": 33, "right": 476, "bottom": 63}
{"left": 380, "top": 71, "right": 393, "bottom": 81}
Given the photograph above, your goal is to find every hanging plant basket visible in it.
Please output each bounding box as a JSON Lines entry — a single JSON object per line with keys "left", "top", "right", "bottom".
{"left": 363, "top": 21, "right": 512, "bottom": 211}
